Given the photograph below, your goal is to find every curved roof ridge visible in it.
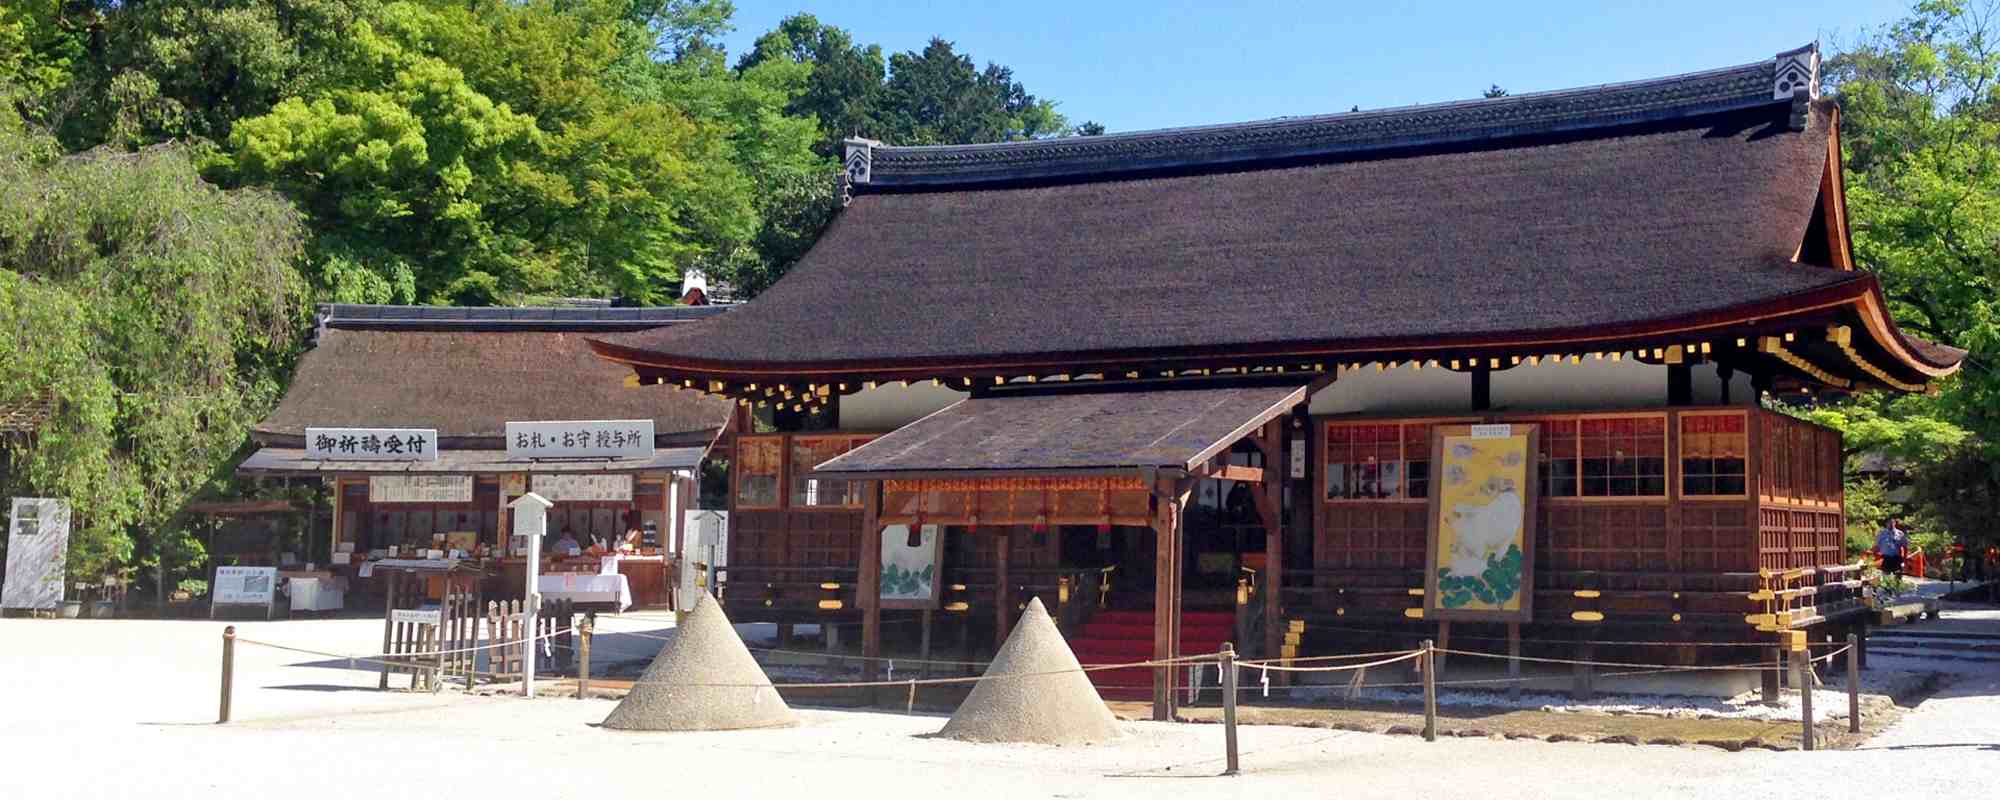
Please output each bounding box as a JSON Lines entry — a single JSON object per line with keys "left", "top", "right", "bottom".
{"left": 857, "top": 44, "right": 1816, "bottom": 188}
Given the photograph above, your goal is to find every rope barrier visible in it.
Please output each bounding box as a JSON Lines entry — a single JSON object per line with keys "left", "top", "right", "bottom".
{"left": 1280, "top": 621, "right": 1857, "bottom": 649}
{"left": 236, "top": 624, "right": 574, "bottom": 665}
{"left": 1239, "top": 651, "right": 1423, "bottom": 673}
{"left": 616, "top": 652, "right": 1223, "bottom": 691}
{"left": 1436, "top": 647, "right": 1821, "bottom": 672}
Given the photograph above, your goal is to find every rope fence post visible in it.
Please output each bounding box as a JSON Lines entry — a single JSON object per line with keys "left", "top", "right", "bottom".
{"left": 1220, "top": 642, "right": 1240, "bottom": 776}
{"left": 577, "top": 615, "right": 592, "bottom": 700}
{"left": 1794, "top": 647, "right": 1815, "bottom": 751}
{"left": 219, "top": 625, "right": 236, "bottom": 724}
{"left": 1846, "top": 633, "right": 1860, "bottom": 735}
{"left": 1421, "top": 639, "right": 1437, "bottom": 742}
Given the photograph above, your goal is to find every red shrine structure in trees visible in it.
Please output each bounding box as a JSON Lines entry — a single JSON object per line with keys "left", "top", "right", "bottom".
{"left": 592, "top": 44, "right": 1965, "bottom": 719}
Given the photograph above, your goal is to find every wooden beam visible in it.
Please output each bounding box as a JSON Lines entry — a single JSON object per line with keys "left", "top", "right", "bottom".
{"left": 860, "top": 480, "right": 884, "bottom": 682}
{"left": 1471, "top": 368, "right": 1492, "bottom": 411}
{"left": 1193, "top": 462, "right": 1266, "bottom": 483}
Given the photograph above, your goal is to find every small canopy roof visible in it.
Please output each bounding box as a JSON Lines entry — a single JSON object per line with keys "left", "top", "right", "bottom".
{"left": 237, "top": 446, "right": 705, "bottom": 476}
{"left": 814, "top": 382, "right": 1307, "bottom": 479}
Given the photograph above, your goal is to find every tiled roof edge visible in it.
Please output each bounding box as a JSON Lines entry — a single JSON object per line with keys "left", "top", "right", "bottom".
{"left": 316, "top": 303, "right": 728, "bottom": 333}
{"left": 847, "top": 45, "right": 1819, "bottom": 188}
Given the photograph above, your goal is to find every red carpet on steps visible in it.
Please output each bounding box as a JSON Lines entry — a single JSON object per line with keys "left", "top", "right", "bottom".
{"left": 1069, "top": 610, "right": 1235, "bottom": 701}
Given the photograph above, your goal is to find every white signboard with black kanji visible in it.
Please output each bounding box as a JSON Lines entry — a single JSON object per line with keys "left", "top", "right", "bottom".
{"left": 530, "top": 474, "right": 634, "bottom": 502}
{"left": 506, "top": 420, "right": 653, "bottom": 460}
{"left": 306, "top": 427, "right": 439, "bottom": 461}
{"left": 369, "top": 475, "right": 474, "bottom": 503}
{"left": 3, "top": 498, "right": 71, "bottom": 611}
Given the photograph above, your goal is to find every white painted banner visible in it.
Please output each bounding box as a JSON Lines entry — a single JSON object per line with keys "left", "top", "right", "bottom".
{"left": 530, "top": 474, "right": 634, "bottom": 502}
{"left": 213, "top": 566, "right": 278, "bottom": 605}
{"left": 3, "top": 498, "right": 71, "bottom": 611}
{"left": 306, "top": 427, "right": 439, "bottom": 461}
{"left": 369, "top": 475, "right": 474, "bottom": 503}
{"left": 506, "top": 420, "right": 653, "bottom": 459}
{"left": 677, "top": 509, "right": 729, "bottom": 611}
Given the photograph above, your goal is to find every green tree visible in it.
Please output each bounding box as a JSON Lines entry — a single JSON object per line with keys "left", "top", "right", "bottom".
{"left": 874, "top": 38, "right": 1068, "bottom": 146}
{"left": 736, "top": 13, "right": 886, "bottom": 155}
{"left": 0, "top": 110, "right": 309, "bottom": 589}
{"left": 1823, "top": 0, "right": 2000, "bottom": 550}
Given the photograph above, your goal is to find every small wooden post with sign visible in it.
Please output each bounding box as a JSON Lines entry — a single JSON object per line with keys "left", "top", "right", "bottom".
{"left": 1220, "top": 642, "right": 1240, "bottom": 775}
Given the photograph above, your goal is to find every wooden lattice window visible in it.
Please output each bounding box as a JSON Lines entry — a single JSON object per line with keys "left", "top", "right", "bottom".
{"left": 1532, "top": 419, "right": 1580, "bottom": 497}
{"left": 789, "top": 435, "right": 874, "bottom": 508}
{"left": 1681, "top": 412, "right": 1748, "bottom": 497}
{"left": 1325, "top": 423, "right": 1408, "bottom": 500}
{"left": 1577, "top": 415, "right": 1667, "bottom": 497}
{"left": 735, "top": 435, "right": 783, "bottom": 509}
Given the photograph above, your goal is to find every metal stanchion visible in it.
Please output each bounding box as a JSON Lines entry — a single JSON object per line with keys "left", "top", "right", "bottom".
{"left": 1220, "top": 643, "right": 1240, "bottom": 776}
{"left": 1421, "top": 639, "right": 1437, "bottom": 742}
{"left": 219, "top": 625, "right": 237, "bottom": 724}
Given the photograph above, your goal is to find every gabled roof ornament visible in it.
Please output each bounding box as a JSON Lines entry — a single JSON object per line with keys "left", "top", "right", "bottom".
{"left": 1774, "top": 43, "right": 1820, "bottom": 129}
{"left": 841, "top": 137, "right": 878, "bottom": 206}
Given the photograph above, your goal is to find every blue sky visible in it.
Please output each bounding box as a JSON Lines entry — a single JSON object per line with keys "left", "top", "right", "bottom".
{"left": 716, "top": 0, "right": 1915, "bottom": 134}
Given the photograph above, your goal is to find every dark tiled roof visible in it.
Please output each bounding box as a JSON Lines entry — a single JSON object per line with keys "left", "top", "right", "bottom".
{"left": 0, "top": 395, "right": 53, "bottom": 433}
{"left": 865, "top": 54, "right": 1788, "bottom": 187}
{"left": 1900, "top": 334, "right": 1967, "bottom": 367}
{"left": 255, "top": 328, "right": 731, "bottom": 440}
{"left": 813, "top": 383, "right": 1307, "bottom": 476}
{"left": 605, "top": 100, "right": 1855, "bottom": 370}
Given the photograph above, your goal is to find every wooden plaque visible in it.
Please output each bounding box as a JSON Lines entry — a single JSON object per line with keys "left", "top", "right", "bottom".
{"left": 1423, "top": 423, "right": 1538, "bottom": 623}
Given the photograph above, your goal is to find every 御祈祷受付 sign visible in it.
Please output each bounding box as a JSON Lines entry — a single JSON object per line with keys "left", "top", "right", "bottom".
{"left": 506, "top": 420, "right": 653, "bottom": 459}
{"left": 306, "top": 427, "right": 439, "bottom": 461}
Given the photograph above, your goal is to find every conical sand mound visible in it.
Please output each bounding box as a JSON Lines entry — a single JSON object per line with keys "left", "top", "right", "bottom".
{"left": 602, "top": 593, "right": 795, "bottom": 731}
{"left": 938, "top": 597, "right": 1122, "bottom": 744}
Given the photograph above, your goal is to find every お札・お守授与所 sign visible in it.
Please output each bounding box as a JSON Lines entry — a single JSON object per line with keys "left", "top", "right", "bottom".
{"left": 506, "top": 420, "right": 653, "bottom": 459}
{"left": 306, "top": 427, "right": 438, "bottom": 461}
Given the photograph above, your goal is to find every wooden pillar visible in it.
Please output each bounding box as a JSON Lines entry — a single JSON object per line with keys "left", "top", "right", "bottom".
{"left": 1151, "top": 476, "right": 1186, "bottom": 722}
{"left": 1263, "top": 421, "right": 1285, "bottom": 665}
{"left": 1668, "top": 363, "right": 1693, "bottom": 406}
{"left": 1471, "top": 368, "right": 1492, "bottom": 411}
{"left": 995, "top": 528, "right": 1013, "bottom": 651}
{"left": 860, "top": 481, "right": 884, "bottom": 682}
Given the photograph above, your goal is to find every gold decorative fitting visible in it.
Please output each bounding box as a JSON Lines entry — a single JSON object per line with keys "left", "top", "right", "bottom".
{"left": 817, "top": 600, "right": 844, "bottom": 610}
{"left": 1826, "top": 325, "right": 1925, "bottom": 391}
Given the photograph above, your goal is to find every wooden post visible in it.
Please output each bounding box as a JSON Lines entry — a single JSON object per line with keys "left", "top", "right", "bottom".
{"left": 378, "top": 572, "right": 398, "bottom": 690}
{"left": 1262, "top": 420, "right": 1285, "bottom": 669}
{"left": 219, "top": 625, "right": 236, "bottom": 724}
{"left": 1846, "top": 633, "right": 1861, "bottom": 734}
{"left": 1421, "top": 638, "right": 1438, "bottom": 742}
{"left": 577, "top": 616, "right": 592, "bottom": 699}
{"left": 1761, "top": 645, "right": 1782, "bottom": 703}
{"left": 995, "top": 529, "right": 1013, "bottom": 650}
{"left": 1574, "top": 641, "right": 1596, "bottom": 701}
{"left": 1506, "top": 622, "right": 1523, "bottom": 702}
{"left": 919, "top": 609, "right": 934, "bottom": 680}
{"left": 1856, "top": 621, "right": 1869, "bottom": 669}
{"left": 1795, "top": 648, "right": 1815, "bottom": 751}
{"left": 1152, "top": 484, "right": 1180, "bottom": 722}
{"left": 860, "top": 481, "right": 884, "bottom": 683}
{"left": 1220, "top": 642, "right": 1240, "bottom": 776}
{"left": 1435, "top": 621, "right": 1452, "bottom": 677}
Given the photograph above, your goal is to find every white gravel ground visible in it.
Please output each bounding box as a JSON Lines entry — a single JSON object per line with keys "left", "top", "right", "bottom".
{"left": 3, "top": 614, "right": 1997, "bottom": 800}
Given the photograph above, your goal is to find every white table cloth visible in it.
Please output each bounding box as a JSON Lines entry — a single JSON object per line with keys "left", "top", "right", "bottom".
{"left": 537, "top": 573, "right": 631, "bottom": 611}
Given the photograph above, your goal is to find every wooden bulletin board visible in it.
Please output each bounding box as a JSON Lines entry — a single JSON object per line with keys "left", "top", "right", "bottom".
{"left": 1423, "top": 423, "right": 1539, "bottom": 623}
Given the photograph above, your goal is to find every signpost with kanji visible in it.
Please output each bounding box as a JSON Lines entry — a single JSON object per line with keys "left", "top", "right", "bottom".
{"left": 305, "top": 427, "right": 439, "bottom": 461}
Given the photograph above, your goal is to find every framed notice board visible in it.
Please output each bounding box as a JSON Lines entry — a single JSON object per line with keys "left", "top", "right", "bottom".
{"left": 1423, "top": 423, "right": 1538, "bottom": 623}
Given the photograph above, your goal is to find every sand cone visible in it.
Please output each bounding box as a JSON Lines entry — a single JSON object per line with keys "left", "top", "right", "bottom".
{"left": 937, "top": 597, "right": 1122, "bottom": 744}
{"left": 602, "top": 593, "right": 795, "bottom": 731}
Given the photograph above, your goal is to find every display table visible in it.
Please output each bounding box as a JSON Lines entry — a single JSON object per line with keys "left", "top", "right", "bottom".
{"left": 288, "top": 576, "right": 347, "bottom": 612}
{"left": 537, "top": 573, "right": 632, "bottom": 611}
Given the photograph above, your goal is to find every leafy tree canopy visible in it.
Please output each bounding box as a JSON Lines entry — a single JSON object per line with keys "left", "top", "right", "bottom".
{"left": 0, "top": 109, "right": 309, "bottom": 582}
